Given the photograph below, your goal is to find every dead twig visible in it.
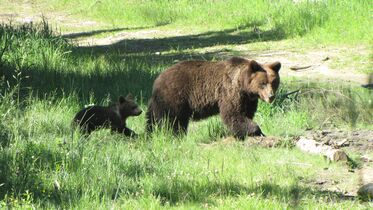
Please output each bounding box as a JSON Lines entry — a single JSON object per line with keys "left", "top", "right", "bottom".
{"left": 282, "top": 89, "right": 300, "bottom": 98}
{"left": 290, "top": 65, "right": 312, "bottom": 71}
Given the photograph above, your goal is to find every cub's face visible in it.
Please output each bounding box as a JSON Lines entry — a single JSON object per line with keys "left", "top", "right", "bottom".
{"left": 246, "top": 61, "right": 281, "bottom": 103}
{"left": 118, "top": 94, "right": 142, "bottom": 118}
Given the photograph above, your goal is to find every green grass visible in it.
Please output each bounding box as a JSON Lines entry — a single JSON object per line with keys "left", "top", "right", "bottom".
{"left": 1, "top": 8, "right": 373, "bottom": 210}
{"left": 49, "top": 0, "right": 372, "bottom": 44}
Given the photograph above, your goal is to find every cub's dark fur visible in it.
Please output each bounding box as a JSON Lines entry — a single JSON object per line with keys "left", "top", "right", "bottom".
{"left": 73, "top": 94, "right": 142, "bottom": 136}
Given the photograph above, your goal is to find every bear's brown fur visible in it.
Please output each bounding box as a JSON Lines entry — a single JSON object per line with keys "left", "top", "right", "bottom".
{"left": 146, "top": 57, "right": 281, "bottom": 139}
{"left": 73, "top": 94, "right": 142, "bottom": 137}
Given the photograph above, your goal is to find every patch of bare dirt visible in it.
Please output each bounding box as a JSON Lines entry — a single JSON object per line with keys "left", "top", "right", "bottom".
{"left": 303, "top": 129, "right": 373, "bottom": 155}
{"left": 0, "top": 0, "right": 101, "bottom": 33}
{"left": 204, "top": 129, "right": 373, "bottom": 155}
{"left": 202, "top": 130, "right": 373, "bottom": 197}
{"left": 251, "top": 47, "right": 371, "bottom": 85}
{"left": 198, "top": 136, "right": 283, "bottom": 149}
{"left": 301, "top": 129, "right": 373, "bottom": 197}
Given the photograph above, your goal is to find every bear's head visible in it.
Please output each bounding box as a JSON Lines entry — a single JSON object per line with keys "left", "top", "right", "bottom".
{"left": 243, "top": 60, "right": 281, "bottom": 103}
{"left": 118, "top": 94, "right": 142, "bottom": 118}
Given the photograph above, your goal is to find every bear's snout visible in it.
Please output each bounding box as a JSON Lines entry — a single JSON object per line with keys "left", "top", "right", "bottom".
{"left": 268, "top": 94, "right": 275, "bottom": 103}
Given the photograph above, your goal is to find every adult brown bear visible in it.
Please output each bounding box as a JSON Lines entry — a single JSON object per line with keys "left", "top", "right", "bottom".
{"left": 146, "top": 57, "right": 281, "bottom": 139}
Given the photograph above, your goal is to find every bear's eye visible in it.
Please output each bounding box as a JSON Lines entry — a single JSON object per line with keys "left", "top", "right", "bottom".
{"left": 261, "top": 83, "right": 266, "bottom": 89}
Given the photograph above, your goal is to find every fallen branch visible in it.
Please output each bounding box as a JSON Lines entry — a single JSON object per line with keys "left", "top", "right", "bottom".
{"left": 290, "top": 65, "right": 312, "bottom": 71}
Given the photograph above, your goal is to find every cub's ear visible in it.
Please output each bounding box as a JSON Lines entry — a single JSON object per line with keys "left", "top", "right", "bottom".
{"left": 125, "top": 93, "right": 133, "bottom": 100}
{"left": 268, "top": 61, "right": 281, "bottom": 73}
{"left": 249, "top": 60, "right": 262, "bottom": 72}
{"left": 118, "top": 96, "right": 126, "bottom": 104}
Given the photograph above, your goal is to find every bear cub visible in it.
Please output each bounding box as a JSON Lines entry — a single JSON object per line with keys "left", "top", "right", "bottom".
{"left": 73, "top": 94, "right": 142, "bottom": 137}
{"left": 146, "top": 57, "right": 281, "bottom": 139}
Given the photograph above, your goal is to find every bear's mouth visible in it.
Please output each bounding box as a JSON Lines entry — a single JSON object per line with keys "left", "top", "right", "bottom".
{"left": 260, "top": 95, "right": 275, "bottom": 103}
{"left": 268, "top": 95, "right": 276, "bottom": 103}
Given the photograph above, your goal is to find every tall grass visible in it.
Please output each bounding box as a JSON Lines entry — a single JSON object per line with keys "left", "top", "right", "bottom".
{"left": 0, "top": 20, "right": 372, "bottom": 208}
{"left": 51, "top": 0, "right": 372, "bottom": 43}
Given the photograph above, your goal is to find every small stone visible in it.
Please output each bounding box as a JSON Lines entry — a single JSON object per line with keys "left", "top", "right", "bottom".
{"left": 361, "top": 155, "right": 373, "bottom": 162}
{"left": 336, "top": 139, "right": 349, "bottom": 147}
{"left": 322, "top": 57, "right": 330, "bottom": 61}
{"left": 357, "top": 183, "right": 373, "bottom": 201}
{"left": 325, "top": 149, "right": 348, "bottom": 162}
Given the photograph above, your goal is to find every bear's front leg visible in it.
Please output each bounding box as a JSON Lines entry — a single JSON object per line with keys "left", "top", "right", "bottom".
{"left": 220, "top": 111, "right": 263, "bottom": 140}
{"left": 122, "top": 127, "right": 138, "bottom": 138}
{"left": 242, "top": 97, "right": 265, "bottom": 137}
{"left": 111, "top": 124, "right": 137, "bottom": 138}
{"left": 247, "top": 121, "right": 265, "bottom": 137}
{"left": 219, "top": 103, "right": 264, "bottom": 140}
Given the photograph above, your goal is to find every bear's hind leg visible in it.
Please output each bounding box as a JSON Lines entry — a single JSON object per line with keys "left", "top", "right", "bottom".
{"left": 146, "top": 108, "right": 155, "bottom": 133}
{"left": 172, "top": 117, "right": 189, "bottom": 135}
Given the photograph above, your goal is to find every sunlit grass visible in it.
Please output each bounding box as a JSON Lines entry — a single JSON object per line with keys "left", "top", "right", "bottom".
{"left": 0, "top": 14, "right": 372, "bottom": 209}
{"left": 50, "top": 0, "right": 372, "bottom": 44}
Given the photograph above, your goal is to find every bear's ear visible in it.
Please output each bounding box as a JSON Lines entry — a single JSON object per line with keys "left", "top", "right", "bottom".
{"left": 119, "top": 96, "right": 126, "bottom": 104}
{"left": 125, "top": 93, "right": 133, "bottom": 100}
{"left": 268, "top": 61, "right": 281, "bottom": 73}
{"left": 249, "top": 60, "right": 262, "bottom": 72}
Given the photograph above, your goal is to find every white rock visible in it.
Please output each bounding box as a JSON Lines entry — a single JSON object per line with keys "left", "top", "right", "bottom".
{"left": 296, "top": 137, "right": 348, "bottom": 162}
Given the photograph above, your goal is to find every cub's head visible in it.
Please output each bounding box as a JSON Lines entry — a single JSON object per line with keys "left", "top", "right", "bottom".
{"left": 243, "top": 60, "right": 281, "bottom": 103}
{"left": 118, "top": 94, "right": 142, "bottom": 118}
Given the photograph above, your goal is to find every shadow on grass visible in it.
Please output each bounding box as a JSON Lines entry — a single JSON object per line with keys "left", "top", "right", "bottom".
{"left": 0, "top": 141, "right": 356, "bottom": 208}
{"left": 0, "top": 123, "right": 10, "bottom": 148}
{"left": 2, "top": 24, "right": 281, "bottom": 100}
{"left": 1, "top": 20, "right": 285, "bottom": 102}
{"left": 62, "top": 26, "right": 154, "bottom": 39}
{"left": 0, "top": 52, "right": 222, "bottom": 102}
{"left": 153, "top": 179, "right": 354, "bottom": 207}
{"left": 75, "top": 26, "right": 284, "bottom": 55}
{"left": 0, "top": 140, "right": 93, "bottom": 208}
{"left": 0, "top": 142, "right": 65, "bottom": 204}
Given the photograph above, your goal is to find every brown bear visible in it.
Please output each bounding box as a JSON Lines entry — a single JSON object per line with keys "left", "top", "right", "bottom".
{"left": 73, "top": 94, "right": 142, "bottom": 137}
{"left": 146, "top": 57, "right": 281, "bottom": 139}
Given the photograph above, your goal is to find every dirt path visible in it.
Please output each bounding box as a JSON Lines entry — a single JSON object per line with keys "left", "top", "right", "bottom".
{"left": 1, "top": 1, "right": 371, "bottom": 85}
{"left": 74, "top": 29, "right": 371, "bottom": 85}
{"left": 0, "top": 0, "right": 101, "bottom": 32}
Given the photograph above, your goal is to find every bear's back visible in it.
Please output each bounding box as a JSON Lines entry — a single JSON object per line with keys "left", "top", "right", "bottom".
{"left": 74, "top": 106, "right": 119, "bottom": 126}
